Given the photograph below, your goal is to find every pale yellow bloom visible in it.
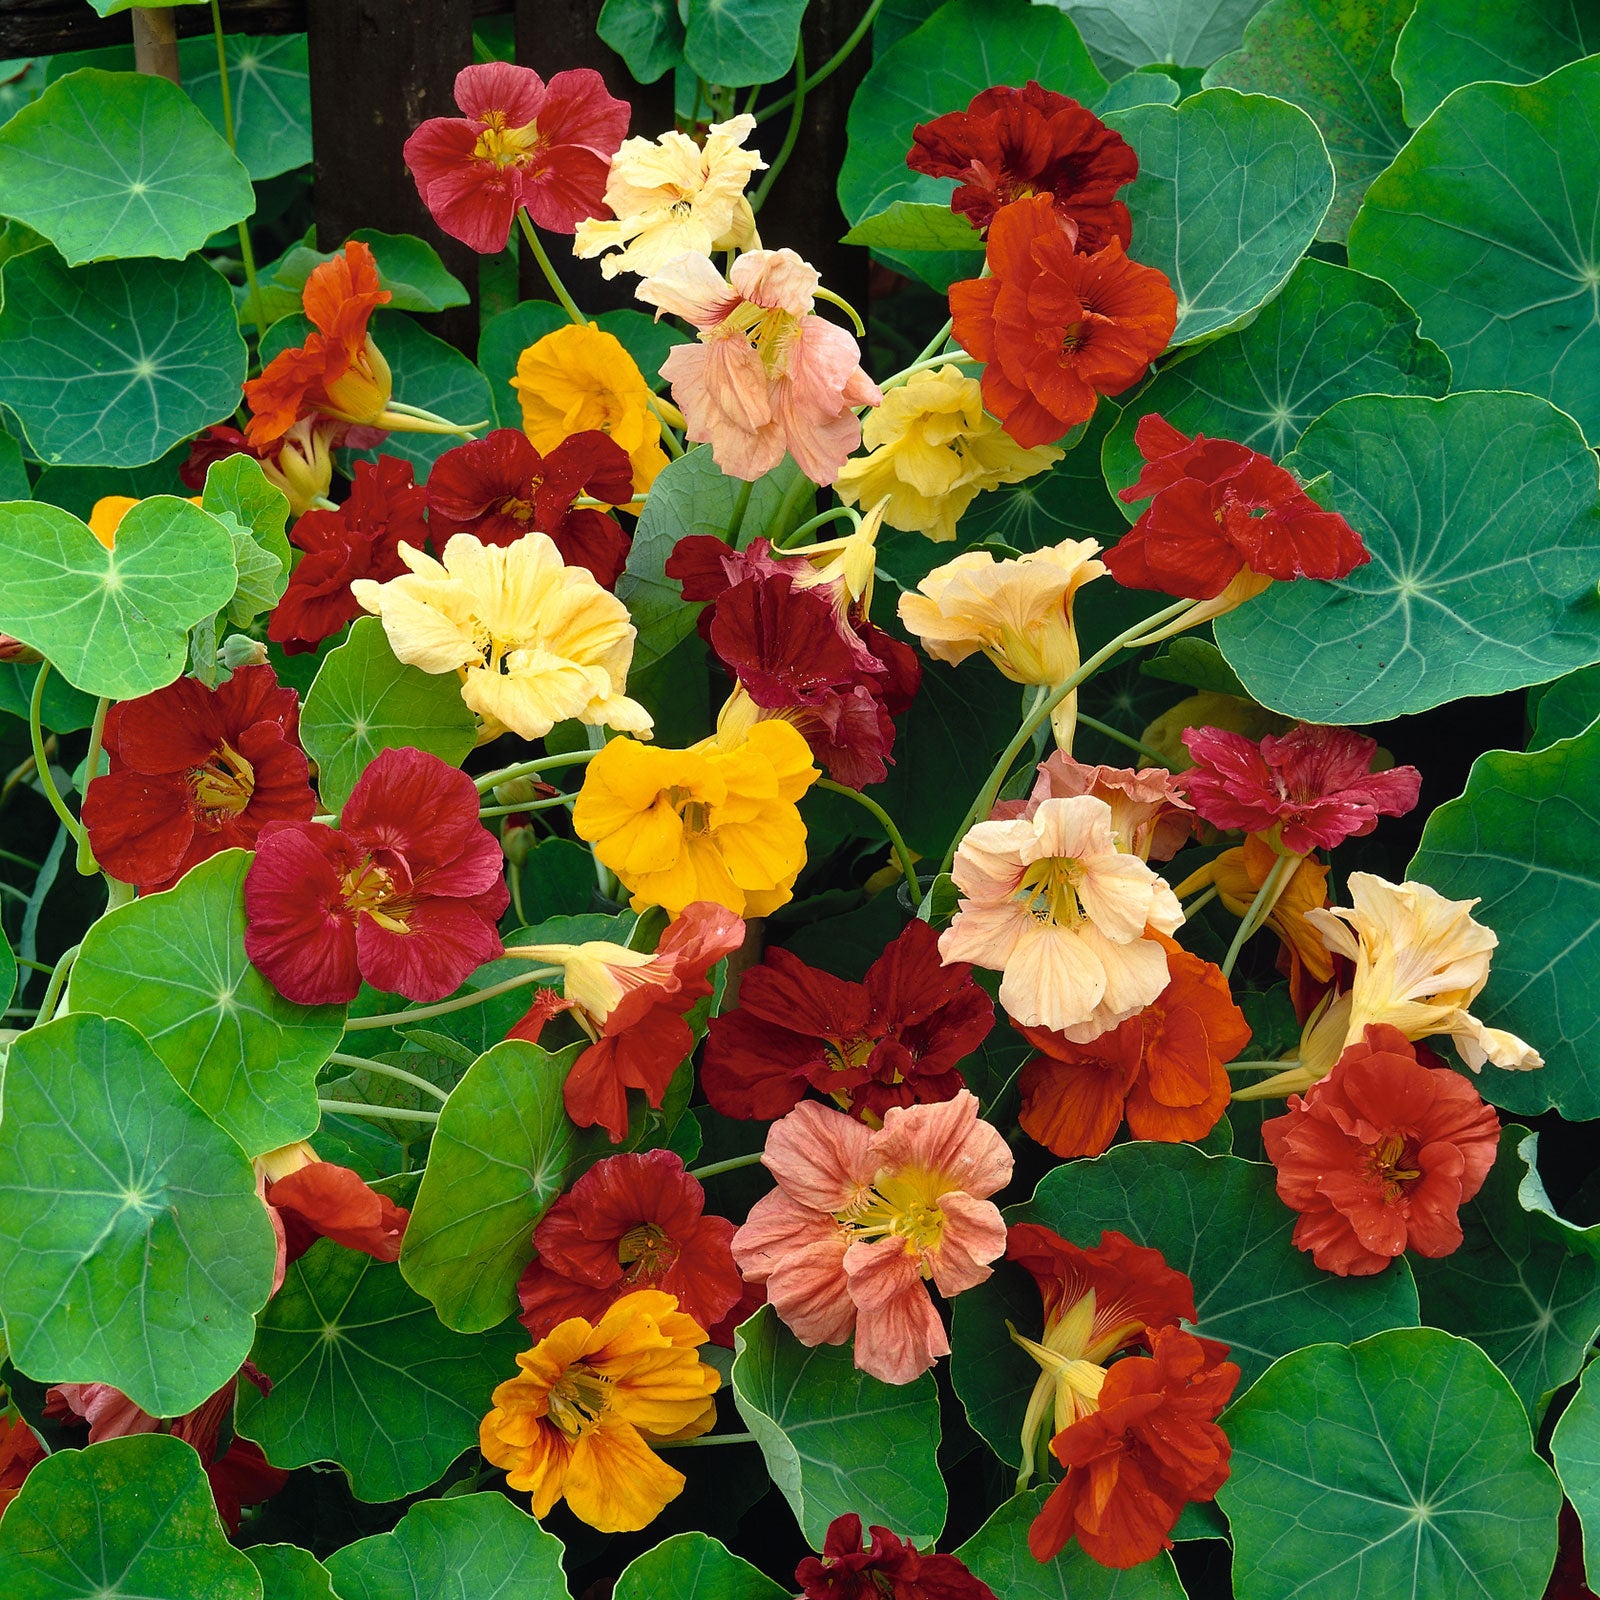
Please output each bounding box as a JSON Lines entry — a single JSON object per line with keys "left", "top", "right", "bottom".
{"left": 573, "top": 115, "right": 764, "bottom": 280}
{"left": 351, "top": 532, "right": 652, "bottom": 743}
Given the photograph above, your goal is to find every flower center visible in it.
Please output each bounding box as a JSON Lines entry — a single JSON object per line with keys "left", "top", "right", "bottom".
{"left": 1367, "top": 1131, "right": 1422, "bottom": 1200}
{"left": 340, "top": 856, "right": 411, "bottom": 933}
{"left": 823, "top": 1035, "right": 875, "bottom": 1076}
{"left": 472, "top": 112, "right": 547, "bottom": 169}
{"left": 546, "top": 1361, "right": 613, "bottom": 1438}
{"left": 722, "top": 301, "right": 804, "bottom": 379}
{"left": 666, "top": 788, "right": 712, "bottom": 837}
{"left": 841, "top": 1169, "right": 948, "bottom": 1273}
{"left": 1017, "top": 856, "right": 1086, "bottom": 927}
{"left": 618, "top": 1222, "right": 679, "bottom": 1283}
{"left": 1060, "top": 318, "right": 1089, "bottom": 354}
{"left": 494, "top": 493, "right": 538, "bottom": 524}
{"left": 189, "top": 740, "right": 256, "bottom": 822}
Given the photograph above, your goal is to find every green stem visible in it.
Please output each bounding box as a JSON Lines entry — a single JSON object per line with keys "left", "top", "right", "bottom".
{"left": 1075, "top": 713, "right": 1169, "bottom": 766}
{"left": 0, "top": 847, "right": 43, "bottom": 871}
{"left": 656, "top": 1431, "right": 758, "bottom": 1450}
{"left": 911, "top": 316, "right": 954, "bottom": 366}
{"left": 880, "top": 350, "right": 980, "bottom": 390}
{"left": 725, "top": 477, "right": 755, "bottom": 546}
{"left": 475, "top": 748, "right": 599, "bottom": 794}
{"left": 516, "top": 210, "right": 585, "bottom": 326}
{"left": 1226, "top": 1058, "right": 1299, "bottom": 1073}
{"left": 477, "top": 795, "right": 575, "bottom": 820}
{"left": 771, "top": 470, "right": 815, "bottom": 540}
{"left": 751, "top": 38, "right": 806, "bottom": 213}
{"left": 586, "top": 723, "right": 620, "bottom": 901}
{"left": 14, "top": 957, "right": 53, "bottom": 974}
{"left": 1218, "top": 850, "right": 1300, "bottom": 980}
{"left": 817, "top": 778, "right": 921, "bottom": 902}
{"left": 208, "top": 0, "right": 267, "bottom": 345}
{"left": 755, "top": 0, "right": 885, "bottom": 120}
{"left": 328, "top": 1051, "right": 451, "bottom": 1103}
{"left": 74, "top": 696, "right": 110, "bottom": 876}
{"left": 1181, "top": 884, "right": 1219, "bottom": 918}
{"left": 34, "top": 942, "right": 79, "bottom": 1025}
{"left": 318, "top": 1098, "right": 439, "bottom": 1125}
{"left": 773, "top": 505, "right": 860, "bottom": 550}
{"left": 28, "top": 665, "right": 85, "bottom": 848}
{"left": 342, "top": 966, "right": 562, "bottom": 1031}
{"left": 688, "top": 1151, "right": 766, "bottom": 1181}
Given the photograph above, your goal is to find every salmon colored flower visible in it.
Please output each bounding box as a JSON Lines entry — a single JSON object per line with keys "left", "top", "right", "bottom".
{"left": 992, "top": 749, "right": 1193, "bottom": 862}
{"left": 81, "top": 665, "right": 315, "bottom": 893}
{"left": 574, "top": 114, "right": 764, "bottom": 279}
{"left": 638, "top": 248, "right": 882, "bottom": 485}
{"left": 909, "top": 82, "right": 1138, "bottom": 247}
{"left": 1262, "top": 1024, "right": 1501, "bottom": 1276}
{"left": 182, "top": 417, "right": 345, "bottom": 519}
{"left": 941, "top": 795, "right": 1184, "bottom": 1040}
{"left": 701, "top": 918, "right": 994, "bottom": 1123}
{"left": 949, "top": 195, "right": 1176, "bottom": 448}
{"left": 403, "top": 62, "right": 629, "bottom": 251}
{"left": 573, "top": 721, "right": 818, "bottom": 918}
{"left": 244, "top": 746, "right": 508, "bottom": 1005}
{"left": 731, "top": 1091, "right": 1012, "bottom": 1384}
{"left": 479, "top": 1288, "right": 720, "bottom": 1532}
{"left": 797, "top": 1513, "right": 999, "bottom": 1600}
{"left": 351, "top": 531, "right": 651, "bottom": 743}
{"left": 257, "top": 1140, "right": 410, "bottom": 1268}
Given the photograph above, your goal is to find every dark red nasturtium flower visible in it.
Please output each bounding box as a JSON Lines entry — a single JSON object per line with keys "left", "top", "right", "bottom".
{"left": 426, "top": 427, "right": 635, "bottom": 587}
{"left": 269, "top": 454, "right": 428, "bottom": 653}
{"left": 797, "top": 1513, "right": 998, "bottom": 1600}
{"left": 81, "top": 664, "right": 316, "bottom": 893}
{"left": 244, "top": 745, "right": 509, "bottom": 1006}
{"left": 0, "top": 1415, "right": 45, "bottom": 1516}
{"left": 701, "top": 918, "right": 994, "bottom": 1123}
{"left": 908, "top": 80, "right": 1138, "bottom": 248}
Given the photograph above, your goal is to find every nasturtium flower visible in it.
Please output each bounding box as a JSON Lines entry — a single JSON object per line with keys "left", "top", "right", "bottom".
{"left": 796, "top": 1513, "right": 999, "bottom": 1600}
{"left": 573, "top": 721, "right": 817, "bottom": 918}
{"left": 993, "top": 750, "right": 1193, "bottom": 862}
{"left": 351, "top": 530, "right": 652, "bottom": 742}
{"left": 183, "top": 417, "right": 344, "bottom": 519}
{"left": 257, "top": 1140, "right": 410, "bottom": 1267}
{"left": 244, "top": 746, "right": 508, "bottom": 1006}
{"left": 82, "top": 665, "right": 315, "bottom": 893}
{"left": 403, "top": 62, "right": 629, "bottom": 251}
{"left": 479, "top": 1288, "right": 720, "bottom": 1532}
{"left": 731, "top": 1091, "right": 1012, "bottom": 1385}
{"left": 573, "top": 114, "right": 764, "bottom": 278}
{"left": 0, "top": 1415, "right": 45, "bottom": 1515}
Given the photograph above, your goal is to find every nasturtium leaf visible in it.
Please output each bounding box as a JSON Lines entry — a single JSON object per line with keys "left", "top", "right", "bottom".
{"left": 598, "top": 0, "right": 686, "bottom": 84}
{"left": 0, "top": 1434, "right": 263, "bottom": 1600}
{"left": 1552, "top": 1358, "right": 1600, "bottom": 1590}
{"left": 186, "top": 33, "right": 312, "bottom": 181}
{"left": 70, "top": 851, "right": 346, "bottom": 1157}
{"left": 349, "top": 229, "right": 471, "bottom": 312}
{"left": 1142, "top": 637, "right": 1250, "bottom": 698}
{"left": 732, "top": 1305, "right": 947, "bottom": 1549}
{"left": 1215, "top": 391, "right": 1600, "bottom": 724}
{"left": 1096, "top": 69, "right": 1183, "bottom": 112}
{"left": 326, "top": 1493, "right": 573, "bottom": 1600}
{"left": 1220, "top": 1330, "right": 1561, "bottom": 1600}
{"left": 1048, "top": 0, "right": 1275, "bottom": 78}
{"left": 0, "top": 922, "right": 13, "bottom": 1013}
{"left": 29, "top": 440, "right": 189, "bottom": 519}
{"left": 246, "top": 1544, "right": 339, "bottom": 1600}
{"left": 1103, "top": 89, "right": 1334, "bottom": 346}
{"left": 1348, "top": 58, "right": 1600, "bottom": 441}
{"left": 199, "top": 452, "right": 292, "bottom": 632}
{"left": 0, "top": 1012, "right": 276, "bottom": 1416}
{"left": 1531, "top": 663, "right": 1600, "bottom": 748}
{"left": 0, "top": 662, "right": 99, "bottom": 732}
{"left": 0, "top": 496, "right": 236, "bottom": 699}
{"left": 0, "top": 249, "right": 247, "bottom": 468}
{"left": 300, "top": 617, "right": 478, "bottom": 811}
{"left": 682, "top": 0, "right": 807, "bottom": 86}
{"left": 0, "top": 425, "right": 27, "bottom": 499}
{"left": 951, "top": 1142, "right": 1419, "bottom": 1467}
{"left": 1409, "top": 718, "right": 1600, "bottom": 1120}
{"left": 0, "top": 70, "right": 253, "bottom": 265}
{"left": 613, "top": 1533, "right": 788, "bottom": 1600}
{"left": 1101, "top": 259, "right": 1450, "bottom": 506}
{"left": 237, "top": 1239, "right": 524, "bottom": 1502}
{"left": 841, "top": 202, "right": 983, "bottom": 253}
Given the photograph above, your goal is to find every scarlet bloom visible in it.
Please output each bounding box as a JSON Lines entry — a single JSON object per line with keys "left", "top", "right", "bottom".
{"left": 181, "top": 416, "right": 347, "bottom": 518}
{"left": 797, "top": 1513, "right": 998, "bottom": 1600}
{"left": 244, "top": 746, "right": 509, "bottom": 1005}
{"left": 701, "top": 919, "right": 994, "bottom": 1123}
{"left": 0, "top": 1415, "right": 45, "bottom": 1515}
{"left": 1181, "top": 723, "right": 1422, "bottom": 855}
{"left": 258, "top": 1140, "right": 410, "bottom": 1268}
{"left": 517, "top": 1148, "right": 743, "bottom": 1345}
{"left": 403, "top": 62, "right": 629, "bottom": 252}
{"left": 1017, "top": 939, "right": 1250, "bottom": 1158}
{"left": 82, "top": 665, "right": 315, "bottom": 893}
{"left": 1029, "top": 1324, "right": 1239, "bottom": 1568}
{"left": 909, "top": 81, "right": 1137, "bottom": 248}
{"left": 949, "top": 195, "right": 1176, "bottom": 448}
{"left": 269, "top": 455, "right": 428, "bottom": 653}
{"left": 1261, "top": 1023, "right": 1501, "bottom": 1276}
{"left": 426, "top": 427, "right": 634, "bottom": 587}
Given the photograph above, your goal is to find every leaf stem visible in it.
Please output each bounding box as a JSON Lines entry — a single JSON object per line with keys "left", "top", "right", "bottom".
{"left": 74, "top": 697, "right": 109, "bottom": 876}
{"left": 33, "top": 942, "right": 79, "bottom": 1025}
{"left": 816, "top": 778, "right": 921, "bottom": 901}
{"left": 342, "top": 966, "right": 562, "bottom": 1031}
{"left": 516, "top": 210, "right": 585, "bottom": 326}
{"left": 328, "top": 1051, "right": 451, "bottom": 1103}
{"left": 773, "top": 504, "right": 860, "bottom": 550}
{"left": 1219, "top": 850, "right": 1300, "bottom": 979}
{"left": 27, "top": 665, "right": 85, "bottom": 849}
{"left": 687, "top": 1151, "right": 766, "bottom": 1181}
{"left": 477, "top": 795, "right": 575, "bottom": 819}
{"left": 751, "top": 38, "right": 806, "bottom": 213}
{"left": 208, "top": 0, "right": 268, "bottom": 346}
{"left": 656, "top": 1431, "right": 758, "bottom": 1450}
{"left": 725, "top": 477, "right": 755, "bottom": 547}
{"left": 318, "top": 1098, "right": 439, "bottom": 1125}
{"left": 880, "top": 349, "right": 980, "bottom": 390}
{"left": 474, "top": 748, "right": 599, "bottom": 794}
{"left": 754, "top": 0, "right": 885, "bottom": 120}
{"left": 1075, "top": 712, "right": 1169, "bottom": 766}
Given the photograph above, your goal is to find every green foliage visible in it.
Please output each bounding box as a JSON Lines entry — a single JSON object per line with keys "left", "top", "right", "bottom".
{"left": 1530, "top": 662, "right": 1600, "bottom": 748}
{"left": 842, "top": 202, "right": 983, "bottom": 253}
{"left": 1552, "top": 1357, "right": 1600, "bottom": 1590}
{"left": 682, "top": 0, "right": 809, "bottom": 87}
{"left": 598, "top": 0, "right": 686, "bottom": 84}
{"left": 1046, "top": 0, "right": 1276, "bottom": 78}
{"left": 246, "top": 1545, "right": 340, "bottom": 1600}
{"left": 613, "top": 1533, "right": 789, "bottom": 1600}
{"left": 186, "top": 33, "right": 312, "bottom": 181}
{"left": 253, "top": 229, "right": 470, "bottom": 325}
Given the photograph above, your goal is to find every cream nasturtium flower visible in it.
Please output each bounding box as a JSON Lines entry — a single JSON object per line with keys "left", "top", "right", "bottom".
{"left": 350, "top": 532, "right": 652, "bottom": 743}
{"left": 572, "top": 114, "right": 764, "bottom": 280}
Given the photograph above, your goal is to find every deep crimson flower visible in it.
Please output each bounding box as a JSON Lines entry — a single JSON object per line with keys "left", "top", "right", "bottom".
{"left": 180, "top": 416, "right": 361, "bottom": 518}
{"left": 244, "top": 746, "right": 509, "bottom": 1005}
{"left": 949, "top": 194, "right": 1176, "bottom": 448}
{"left": 0, "top": 1415, "right": 45, "bottom": 1515}
{"left": 1106, "top": 414, "right": 1370, "bottom": 601}
{"left": 265, "top": 1158, "right": 410, "bottom": 1266}
{"left": 1180, "top": 723, "right": 1421, "bottom": 855}
{"left": 403, "top": 62, "right": 629, "bottom": 252}
{"left": 909, "top": 81, "right": 1137, "bottom": 248}
{"left": 516, "top": 1148, "right": 743, "bottom": 1342}
{"left": 797, "top": 1513, "right": 998, "bottom": 1599}
{"left": 701, "top": 918, "right": 994, "bottom": 1122}
{"left": 1262, "top": 1023, "right": 1501, "bottom": 1276}
{"left": 426, "top": 428, "right": 634, "bottom": 586}
{"left": 1029, "top": 1325, "right": 1239, "bottom": 1568}
{"left": 81, "top": 665, "right": 315, "bottom": 893}
{"left": 269, "top": 455, "right": 429, "bottom": 653}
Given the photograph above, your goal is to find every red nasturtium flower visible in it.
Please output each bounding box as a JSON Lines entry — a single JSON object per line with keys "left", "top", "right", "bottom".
{"left": 700, "top": 919, "right": 994, "bottom": 1123}
{"left": 181, "top": 416, "right": 353, "bottom": 518}
{"left": 949, "top": 194, "right": 1177, "bottom": 448}
{"left": 269, "top": 455, "right": 429, "bottom": 654}
{"left": 403, "top": 62, "right": 629, "bottom": 252}
{"left": 426, "top": 427, "right": 635, "bottom": 586}
{"left": 259, "top": 1140, "right": 410, "bottom": 1268}
{"left": 796, "top": 1513, "right": 999, "bottom": 1600}
{"left": 82, "top": 664, "right": 316, "bottom": 893}
{"left": 909, "top": 81, "right": 1138, "bottom": 248}
{"left": 516, "top": 1148, "right": 744, "bottom": 1343}
{"left": 1261, "top": 1023, "right": 1501, "bottom": 1276}
{"left": 244, "top": 746, "right": 509, "bottom": 1006}
{"left": 0, "top": 1415, "right": 45, "bottom": 1514}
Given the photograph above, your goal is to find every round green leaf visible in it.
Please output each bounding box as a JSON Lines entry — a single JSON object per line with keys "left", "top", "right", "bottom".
{"left": 0, "top": 1012, "right": 276, "bottom": 1416}
{"left": 0, "top": 248, "right": 247, "bottom": 468}
{"left": 614, "top": 1533, "right": 788, "bottom": 1600}
{"left": 0, "top": 497, "right": 237, "bottom": 699}
{"left": 1409, "top": 718, "right": 1600, "bottom": 1119}
{"left": 682, "top": 0, "right": 807, "bottom": 86}
{"left": 1220, "top": 1330, "right": 1560, "bottom": 1600}
{"left": 951, "top": 1142, "right": 1419, "bottom": 1468}
{"left": 1552, "top": 1357, "right": 1600, "bottom": 1591}
{"left": 70, "top": 850, "right": 346, "bottom": 1157}
{"left": 731, "top": 1304, "right": 947, "bottom": 1550}
{"left": 246, "top": 1545, "right": 339, "bottom": 1600}
{"left": 1349, "top": 57, "right": 1600, "bottom": 442}
{"left": 237, "top": 1238, "right": 525, "bottom": 1502}
{"left": 0, "top": 1434, "right": 263, "bottom": 1600}
{"left": 598, "top": 0, "right": 686, "bottom": 85}
{"left": 187, "top": 34, "right": 312, "bottom": 182}
{"left": 1531, "top": 662, "right": 1600, "bottom": 749}
{"left": 0, "top": 661, "right": 100, "bottom": 733}
{"left": 1215, "top": 391, "right": 1600, "bottom": 724}
{"left": 0, "top": 921, "right": 14, "bottom": 1014}
{"left": 1104, "top": 89, "right": 1335, "bottom": 346}
{"left": 1053, "top": 0, "right": 1277, "bottom": 77}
